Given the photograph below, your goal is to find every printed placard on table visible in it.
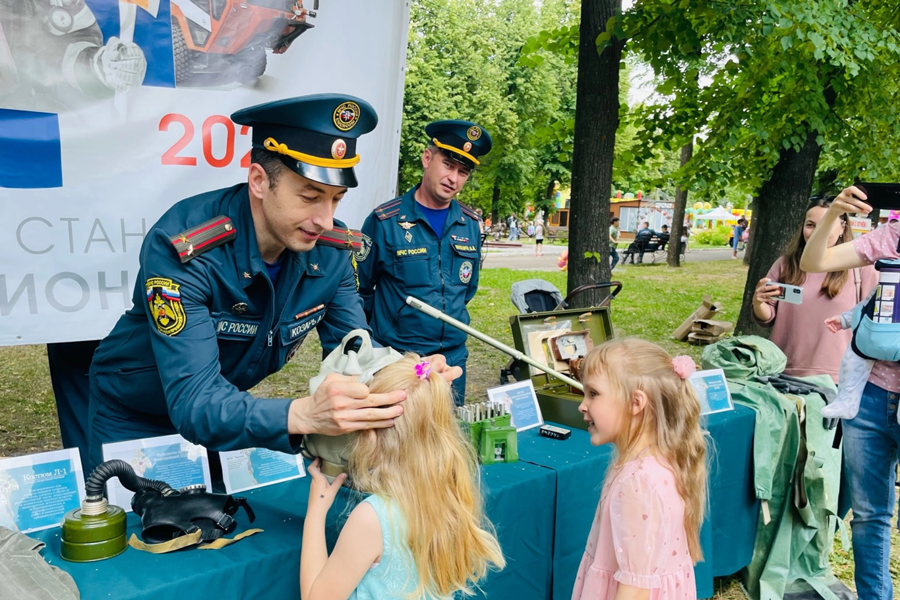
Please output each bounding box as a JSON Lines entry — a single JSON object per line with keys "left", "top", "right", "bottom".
{"left": 486, "top": 380, "right": 544, "bottom": 432}
{"left": 688, "top": 368, "right": 735, "bottom": 415}
{"left": 0, "top": 448, "right": 85, "bottom": 533}
{"left": 102, "top": 434, "right": 211, "bottom": 512}
{"left": 219, "top": 448, "right": 306, "bottom": 494}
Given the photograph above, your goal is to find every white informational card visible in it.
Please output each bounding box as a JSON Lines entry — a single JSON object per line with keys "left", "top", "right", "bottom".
{"left": 219, "top": 449, "right": 306, "bottom": 494}
{"left": 486, "top": 380, "right": 544, "bottom": 432}
{"left": 0, "top": 448, "right": 85, "bottom": 533}
{"left": 102, "top": 434, "right": 211, "bottom": 513}
{"left": 689, "top": 369, "right": 735, "bottom": 415}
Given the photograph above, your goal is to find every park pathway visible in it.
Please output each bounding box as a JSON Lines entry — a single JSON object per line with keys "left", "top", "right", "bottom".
{"left": 483, "top": 246, "right": 738, "bottom": 270}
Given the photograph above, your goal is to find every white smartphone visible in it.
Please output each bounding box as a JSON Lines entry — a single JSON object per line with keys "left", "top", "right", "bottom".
{"left": 767, "top": 281, "right": 803, "bottom": 305}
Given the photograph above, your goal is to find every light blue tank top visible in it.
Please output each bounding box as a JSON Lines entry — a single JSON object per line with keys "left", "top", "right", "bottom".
{"left": 350, "top": 495, "right": 435, "bottom": 600}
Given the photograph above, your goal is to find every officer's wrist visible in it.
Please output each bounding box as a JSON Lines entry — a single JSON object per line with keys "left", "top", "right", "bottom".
{"left": 288, "top": 397, "right": 314, "bottom": 435}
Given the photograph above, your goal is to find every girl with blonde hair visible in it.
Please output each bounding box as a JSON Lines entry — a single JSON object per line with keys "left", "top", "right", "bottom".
{"left": 300, "top": 354, "right": 505, "bottom": 600}
{"left": 573, "top": 338, "right": 707, "bottom": 600}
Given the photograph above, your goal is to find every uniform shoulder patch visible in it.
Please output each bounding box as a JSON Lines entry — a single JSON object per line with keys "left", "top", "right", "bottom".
{"left": 317, "top": 227, "right": 364, "bottom": 251}
{"left": 169, "top": 216, "right": 236, "bottom": 264}
{"left": 457, "top": 201, "right": 479, "bottom": 220}
{"left": 146, "top": 277, "right": 186, "bottom": 336}
{"left": 375, "top": 198, "right": 402, "bottom": 221}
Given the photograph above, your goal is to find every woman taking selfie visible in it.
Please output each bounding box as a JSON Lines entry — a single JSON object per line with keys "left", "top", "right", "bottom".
{"left": 751, "top": 196, "right": 876, "bottom": 383}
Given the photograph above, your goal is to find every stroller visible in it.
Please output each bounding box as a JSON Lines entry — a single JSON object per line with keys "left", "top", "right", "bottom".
{"left": 500, "top": 279, "right": 622, "bottom": 385}
{"left": 510, "top": 279, "right": 622, "bottom": 313}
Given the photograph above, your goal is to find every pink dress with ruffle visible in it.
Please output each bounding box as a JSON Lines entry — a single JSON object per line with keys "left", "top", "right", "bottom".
{"left": 571, "top": 455, "right": 696, "bottom": 600}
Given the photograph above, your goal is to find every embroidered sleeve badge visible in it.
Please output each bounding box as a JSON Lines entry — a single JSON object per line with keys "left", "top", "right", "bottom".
{"left": 459, "top": 261, "right": 474, "bottom": 284}
{"left": 353, "top": 233, "right": 372, "bottom": 263}
{"left": 146, "top": 277, "right": 187, "bottom": 336}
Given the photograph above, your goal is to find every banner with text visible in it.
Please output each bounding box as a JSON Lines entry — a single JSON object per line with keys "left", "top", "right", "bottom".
{"left": 0, "top": 0, "right": 409, "bottom": 345}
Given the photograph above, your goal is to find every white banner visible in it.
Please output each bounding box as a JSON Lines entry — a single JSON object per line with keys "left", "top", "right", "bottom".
{"left": 0, "top": 0, "right": 410, "bottom": 345}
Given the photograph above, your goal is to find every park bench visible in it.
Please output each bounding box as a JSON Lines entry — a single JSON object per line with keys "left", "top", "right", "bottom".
{"left": 623, "top": 232, "right": 686, "bottom": 264}
{"left": 621, "top": 230, "right": 656, "bottom": 264}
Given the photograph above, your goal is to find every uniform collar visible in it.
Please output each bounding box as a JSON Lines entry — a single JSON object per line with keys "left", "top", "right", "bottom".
{"left": 398, "top": 184, "right": 467, "bottom": 233}
{"left": 227, "top": 185, "right": 325, "bottom": 288}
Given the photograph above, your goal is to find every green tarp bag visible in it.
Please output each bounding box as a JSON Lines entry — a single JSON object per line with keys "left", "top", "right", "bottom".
{"left": 701, "top": 337, "right": 852, "bottom": 600}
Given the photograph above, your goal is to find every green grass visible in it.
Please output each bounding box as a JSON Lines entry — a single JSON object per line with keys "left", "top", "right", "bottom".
{"left": 462, "top": 261, "right": 746, "bottom": 404}
{"left": 1, "top": 259, "right": 895, "bottom": 598}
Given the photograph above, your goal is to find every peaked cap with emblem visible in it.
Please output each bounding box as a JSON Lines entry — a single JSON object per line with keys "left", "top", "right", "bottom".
{"left": 425, "top": 119, "right": 493, "bottom": 169}
{"left": 231, "top": 94, "right": 378, "bottom": 188}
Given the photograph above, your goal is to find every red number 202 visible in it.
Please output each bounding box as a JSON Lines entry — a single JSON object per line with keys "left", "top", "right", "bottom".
{"left": 160, "top": 114, "right": 251, "bottom": 168}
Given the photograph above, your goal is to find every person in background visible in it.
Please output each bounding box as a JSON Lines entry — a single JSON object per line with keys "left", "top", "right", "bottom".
{"left": 624, "top": 221, "right": 655, "bottom": 265}
{"left": 534, "top": 220, "right": 544, "bottom": 257}
{"left": 358, "top": 119, "right": 492, "bottom": 405}
{"left": 636, "top": 220, "right": 654, "bottom": 238}
{"left": 732, "top": 218, "right": 747, "bottom": 258}
{"left": 751, "top": 197, "right": 876, "bottom": 383}
{"left": 608, "top": 217, "right": 620, "bottom": 270}
{"left": 658, "top": 223, "right": 671, "bottom": 247}
{"left": 800, "top": 185, "right": 900, "bottom": 600}
{"left": 572, "top": 338, "right": 706, "bottom": 600}
{"left": 682, "top": 217, "right": 692, "bottom": 253}
{"left": 739, "top": 224, "right": 750, "bottom": 251}
{"left": 507, "top": 213, "right": 518, "bottom": 242}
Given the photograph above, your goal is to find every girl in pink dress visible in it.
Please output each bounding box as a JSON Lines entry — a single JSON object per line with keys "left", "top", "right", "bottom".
{"left": 572, "top": 338, "right": 707, "bottom": 600}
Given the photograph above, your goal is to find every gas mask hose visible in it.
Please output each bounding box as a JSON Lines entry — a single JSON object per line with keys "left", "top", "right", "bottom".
{"left": 81, "top": 459, "right": 175, "bottom": 515}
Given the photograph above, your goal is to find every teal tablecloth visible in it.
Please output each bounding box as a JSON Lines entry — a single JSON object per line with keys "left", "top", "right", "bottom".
{"left": 37, "top": 460, "right": 556, "bottom": 600}
{"left": 36, "top": 406, "right": 755, "bottom": 600}
{"left": 517, "top": 403, "right": 758, "bottom": 599}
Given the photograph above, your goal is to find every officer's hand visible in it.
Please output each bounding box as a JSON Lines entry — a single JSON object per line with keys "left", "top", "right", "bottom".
{"left": 306, "top": 458, "right": 347, "bottom": 516}
{"left": 424, "top": 354, "right": 463, "bottom": 383}
{"left": 288, "top": 373, "right": 406, "bottom": 436}
{"left": 94, "top": 37, "right": 147, "bottom": 93}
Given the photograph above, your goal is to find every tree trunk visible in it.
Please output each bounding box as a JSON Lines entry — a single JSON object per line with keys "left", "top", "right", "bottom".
{"left": 742, "top": 194, "right": 759, "bottom": 267}
{"left": 567, "top": 0, "right": 623, "bottom": 308}
{"left": 735, "top": 132, "right": 823, "bottom": 335}
{"left": 668, "top": 142, "right": 693, "bottom": 267}
{"left": 491, "top": 182, "right": 500, "bottom": 226}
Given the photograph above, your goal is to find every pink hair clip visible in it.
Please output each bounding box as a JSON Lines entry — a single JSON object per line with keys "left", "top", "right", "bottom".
{"left": 672, "top": 355, "right": 696, "bottom": 380}
{"left": 415, "top": 361, "right": 431, "bottom": 380}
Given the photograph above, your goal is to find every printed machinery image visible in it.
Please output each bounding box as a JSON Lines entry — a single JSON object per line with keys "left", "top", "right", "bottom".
{"left": 170, "top": 0, "right": 319, "bottom": 86}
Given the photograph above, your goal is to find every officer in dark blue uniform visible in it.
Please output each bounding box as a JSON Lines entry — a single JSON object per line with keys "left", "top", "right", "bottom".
{"left": 85, "top": 95, "right": 459, "bottom": 473}
{"left": 357, "top": 120, "right": 492, "bottom": 405}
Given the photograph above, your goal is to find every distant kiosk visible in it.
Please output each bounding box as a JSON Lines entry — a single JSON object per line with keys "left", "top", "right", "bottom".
{"left": 548, "top": 209, "right": 570, "bottom": 238}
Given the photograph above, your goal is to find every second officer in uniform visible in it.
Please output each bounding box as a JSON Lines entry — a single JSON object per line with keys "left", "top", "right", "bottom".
{"left": 357, "top": 120, "right": 492, "bottom": 405}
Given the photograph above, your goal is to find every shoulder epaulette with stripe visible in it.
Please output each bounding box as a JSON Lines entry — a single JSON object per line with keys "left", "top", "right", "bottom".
{"left": 169, "top": 215, "right": 236, "bottom": 264}
{"left": 317, "top": 227, "right": 363, "bottom": 251}
{"left": 375, "top": 198, "right": 402, "bottom": 221}
{"left": 457, "top": 201, "right": 479, "bottom": 220}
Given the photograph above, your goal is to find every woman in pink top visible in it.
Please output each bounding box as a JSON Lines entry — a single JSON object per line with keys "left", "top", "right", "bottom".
{"left": 573, "top": 338, "right": 706, "bottom": 600}
{"left": 751, "top": 197, "right": 876, "bottom": 383}
{"left": 800, "top": 185, "right": 900, "bottom": 600}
